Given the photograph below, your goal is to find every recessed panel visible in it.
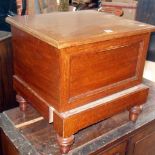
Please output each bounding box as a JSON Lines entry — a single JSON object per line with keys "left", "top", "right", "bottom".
{"left": 69, "top": 42, "right": 140, "bottom": 98}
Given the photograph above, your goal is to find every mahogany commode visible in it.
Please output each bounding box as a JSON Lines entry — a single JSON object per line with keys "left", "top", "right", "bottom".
{"left": 6, "top": 10, "right": 155, "bottom": 154}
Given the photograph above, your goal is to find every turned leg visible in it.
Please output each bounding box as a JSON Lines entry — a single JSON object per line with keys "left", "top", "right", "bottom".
{"left": 16, "top": 94, "right": 27, "bottom": 112}
{"left": 129, "top": 105, "right": 143, "bottom": 122}
{"left": 57, "top": 135, "right": 74, "bottom": 154}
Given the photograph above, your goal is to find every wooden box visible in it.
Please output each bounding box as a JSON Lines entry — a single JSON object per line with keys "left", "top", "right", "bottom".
{"left": 6, "top": 10, "right": 155, "bottom": 153}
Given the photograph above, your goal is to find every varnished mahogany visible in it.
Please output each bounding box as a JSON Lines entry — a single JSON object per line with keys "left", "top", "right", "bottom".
{"left": 6, "top": 11, "right": 155, "bottom": 153}
{"left": 0, "top": 31, "right": 17, "bottom": 112}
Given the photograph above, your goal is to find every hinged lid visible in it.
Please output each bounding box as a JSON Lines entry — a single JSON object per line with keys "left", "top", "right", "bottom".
{"left": 6, "top": 10, "right": 155, "bottom": 49}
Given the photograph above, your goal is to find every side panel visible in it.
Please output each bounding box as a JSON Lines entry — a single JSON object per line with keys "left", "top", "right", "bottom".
{"left": 60, "top": 33, "right": 150, "bottom": 111}
{"left": 12, "top": 27, "right": 60, "bottom": 110}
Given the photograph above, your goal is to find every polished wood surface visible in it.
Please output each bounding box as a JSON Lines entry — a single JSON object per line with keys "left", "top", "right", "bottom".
{"left": 0, "top": 32, "right": 18, "bottom": 155}
{"left": 127, "top": 120, "right": 155, "bottom": 155}
{"left": 0, "top": 31, "right": 17, "bottom": 112}
{"left": 16, "top": 94, "right": 28, "bottom": 112}
{"left": 12, "top": 27, "right": 60, "bottom": 111}
{"left": 10, "top": 28, "right": 150, "bottom": 113}
{"left": 6, "top": 11, "right": 155, "bottom": 153}
{"left": 6, "top": 10, "right": 155, "bottom": 49}
{"left": 68, "top": 34, "right": 148, "bottom": 104}
{"left": 1, "top": 80, "right": 155, "bottom": 155}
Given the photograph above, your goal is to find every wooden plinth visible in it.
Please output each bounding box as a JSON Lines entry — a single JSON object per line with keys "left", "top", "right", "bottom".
{"left": 53, "top": 84, "right": 148, "bottom": 138}
{"left": 52, "top": 84, "right": 148, "bottom": 153}
{"left": 16, "top": 83, "right": 148, "bottom": 154}
{"left": 16, "top": 94, "right": 27, "bottom": 112}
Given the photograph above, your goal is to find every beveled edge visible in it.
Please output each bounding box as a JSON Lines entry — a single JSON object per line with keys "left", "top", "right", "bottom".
{"left": 6, "top": 16, "right": 155, "bottom": 49}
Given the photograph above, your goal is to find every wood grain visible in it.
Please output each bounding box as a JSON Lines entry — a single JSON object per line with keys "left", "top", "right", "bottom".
{"left": 0, "top": 31, "right": 17, "bottom": 112}
{"left": 7, "top": 11, "right": 154, "bottom": 153}
{"left": 54, "top": 85, "right": 149, "bottom": 137}
{"left": 12, "top": 27, "right": 60, "bottom": 111}
{"left": 6, "top": 10, "right": 155, "bottom": 49}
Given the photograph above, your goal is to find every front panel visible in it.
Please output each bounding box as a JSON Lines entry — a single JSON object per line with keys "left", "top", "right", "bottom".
{"left": 60, "top": 33, "right": 150, "bottom": 111}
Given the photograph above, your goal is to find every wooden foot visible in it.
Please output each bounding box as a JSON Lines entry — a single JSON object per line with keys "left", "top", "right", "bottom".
{"left": 57, "top": 135, "right": 74, "bottom": 154}
{"left": 129, "top": 105, "right": 143, "bottom": 122}
{"left": 16, "top": 94, "right": 27, "bottom": 112}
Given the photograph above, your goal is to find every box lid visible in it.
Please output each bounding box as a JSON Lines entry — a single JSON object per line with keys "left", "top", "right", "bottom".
{"left": 6, "top": 10, "right": 155, "bottom": 49}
